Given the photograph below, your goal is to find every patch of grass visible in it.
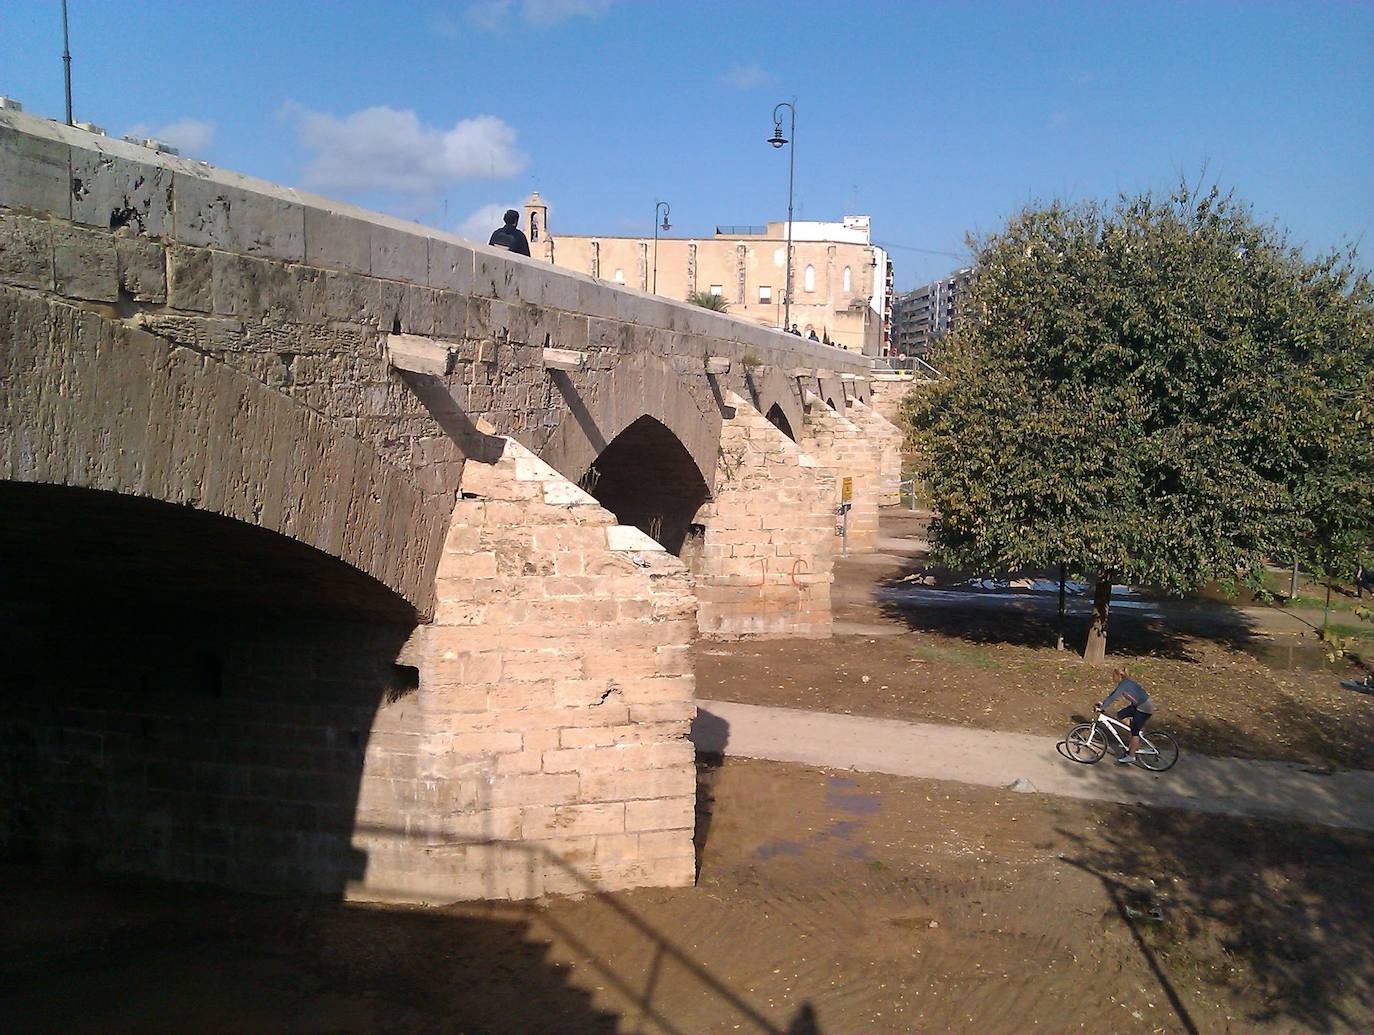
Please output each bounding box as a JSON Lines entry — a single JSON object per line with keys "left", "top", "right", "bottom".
{"left": 907, "top": 641, "right": 1001, "bottom": 670}
{"left": 1287, "top": 594, "right": 1361, "bottom": 612}
{"left": 1322, "top": 622, "right": 1374, "bottom": 641}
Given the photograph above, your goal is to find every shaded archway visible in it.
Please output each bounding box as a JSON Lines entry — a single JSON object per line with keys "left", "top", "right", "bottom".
{"left": 579, "top": 416, "right": 710, "bottom": 555}
{"left": 0, "top": 481, "right": 415, "bottom": 894}
{"left": 765, "top": 403, "right": 796, "bottom": 442}
{"left": 0, "top": 301, "right": 449, "bottom": 616}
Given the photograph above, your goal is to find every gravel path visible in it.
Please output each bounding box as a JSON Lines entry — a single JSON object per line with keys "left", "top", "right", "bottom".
{"left": 693, "top": 698, "right": 1374, "bottom": 831}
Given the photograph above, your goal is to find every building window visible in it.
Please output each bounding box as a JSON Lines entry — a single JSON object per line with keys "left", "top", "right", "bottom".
{"left": 843, "top": 266, "right": 851, "bottom": 292}
{"left": 613, "top": 268, "right": 624, "bottom": 283}
{"left": 709, "top": 284, "right": 723, "bottom": 296}
{"left": 530, "top": 213, "right": 540, "bottom": 242}
{"left": 774, "top": 247, "right": 785, "bottom": 267}
{"left": 803, "top": 265, "right": 815, "bottom": 292}
{"left": 758, "top": 285, "right": 771, "bottom": 303}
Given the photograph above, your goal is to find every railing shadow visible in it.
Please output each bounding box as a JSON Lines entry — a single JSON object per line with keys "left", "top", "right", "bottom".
{"left": 1054, "top": 786, "right": 1374, "bottom": 1031}
{"left": 2, "top": 813, "right": 826, "bottom": 1035}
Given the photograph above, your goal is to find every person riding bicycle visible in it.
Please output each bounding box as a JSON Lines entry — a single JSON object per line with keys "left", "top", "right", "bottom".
{"left": 1098, "top": 667, "right": 1154, "bottom": 764}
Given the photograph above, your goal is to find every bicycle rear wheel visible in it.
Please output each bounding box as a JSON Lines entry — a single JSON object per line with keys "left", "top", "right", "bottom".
{"left": 1065, "top": 722, "right": 1106, "bottom": 763}
{"left": 1136, "top": 731, "right": 1179, "bottom": 771}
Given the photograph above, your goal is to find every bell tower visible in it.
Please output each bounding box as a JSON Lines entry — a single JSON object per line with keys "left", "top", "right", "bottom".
{"left": 523, "top": 191, "right": 550, "bottom": 261}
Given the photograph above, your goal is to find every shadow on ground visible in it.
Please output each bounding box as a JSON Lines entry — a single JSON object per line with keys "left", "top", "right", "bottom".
{"left": 0, "top": 852, "right": 823, "bottom": 1035}
{"left": 872, "top": 559, "right": 1266, "bottom": 664}
{"left": 1058, "top": 808, "right": 1374, "bottom": 1034}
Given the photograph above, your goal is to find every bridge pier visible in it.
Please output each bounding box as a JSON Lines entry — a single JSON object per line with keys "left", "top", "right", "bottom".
{"left": 797, "top": 391, "right": 883, "bottom": 552}
{"left": 845, "top": 399, "right": 907, "bottom": 507}
{"left": 687, "top": 393, "right": 836, "bottom": 639}
{"left": 352, "top": 436, "right": 698, "bottom": 901}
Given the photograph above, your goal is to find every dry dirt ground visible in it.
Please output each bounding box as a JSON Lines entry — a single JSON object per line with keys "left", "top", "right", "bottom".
{"left": 5, "top": 514, "right": 1372, "bottom": 1032}
{"left": 4, "top": 758, "right": 1372, "bottom": 1034}
{"left": 697, "top": 512, "right": 1374, "bottom": 771}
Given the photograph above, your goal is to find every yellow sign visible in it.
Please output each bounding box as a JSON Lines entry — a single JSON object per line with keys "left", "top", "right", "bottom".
{"left": 841, "top": 477, "right": 853, "bottom": 502}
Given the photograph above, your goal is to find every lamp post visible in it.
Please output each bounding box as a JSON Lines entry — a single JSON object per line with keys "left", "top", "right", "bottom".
{"left": 767, "top": 101, "right": 796, "bottom": 332}
{"left": 61, "top": 0, "right": 73, "bottom": 126}
{"left": 652, "top": 201, "right": 670, "bottom": 294}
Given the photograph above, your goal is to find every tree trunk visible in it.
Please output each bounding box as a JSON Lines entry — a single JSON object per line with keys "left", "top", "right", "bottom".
{"left": 1083, "top": 570, "right": 1113, "bottom": 666}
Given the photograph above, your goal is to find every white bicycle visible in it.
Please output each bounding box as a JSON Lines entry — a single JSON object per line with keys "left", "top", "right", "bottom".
{"left": 1064, "top": 707, "right": 1180, "bottom": 771}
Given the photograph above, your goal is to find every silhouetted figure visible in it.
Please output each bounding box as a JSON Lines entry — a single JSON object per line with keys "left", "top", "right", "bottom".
{"left": 489, "top": 209, "right": 531, "bottom": 256}
{"left": 807, "top": 329, "right": 819, "bottom": 341}
{"left": 789, "top": 324, "right": 802, "bottom": 336}
{"left": 785, "top": 1002, "right": 824, "bottom": 1034}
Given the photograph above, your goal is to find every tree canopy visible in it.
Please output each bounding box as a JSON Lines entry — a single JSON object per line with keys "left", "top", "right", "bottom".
{"left": 904, "top": 186, "right": 1374, "bottom": 662}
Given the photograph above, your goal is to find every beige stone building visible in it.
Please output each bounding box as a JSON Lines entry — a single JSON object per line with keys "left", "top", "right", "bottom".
{"left": 523, "top": 193, "right": 892, "bottom": 358}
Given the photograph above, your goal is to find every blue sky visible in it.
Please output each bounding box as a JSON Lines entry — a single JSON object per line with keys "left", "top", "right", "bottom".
{"left": 3, "top": 1, "right": 1370, "bottom": 289}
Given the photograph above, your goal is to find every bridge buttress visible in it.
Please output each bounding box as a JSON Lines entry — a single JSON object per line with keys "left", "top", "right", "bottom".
{"left": 686, "top": 393, "right": 836, "bottom": 639}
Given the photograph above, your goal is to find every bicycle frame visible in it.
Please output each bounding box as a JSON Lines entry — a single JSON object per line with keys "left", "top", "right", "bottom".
{"left": 1093, "top": 711, "right": 1133, "bottom": 752}
{"left": 1092, "top": 710, "right": 1162, "bottom": 757}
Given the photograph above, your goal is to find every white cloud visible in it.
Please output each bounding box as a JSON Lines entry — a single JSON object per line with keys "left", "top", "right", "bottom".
{"left": 284, "top": 103, "right": 527, "bottom": 194}
{"left": 719, "top": 63, "right": 774, "bottom": 90}
{"left": 467, "top": 0, "right": 616, "bottom": 31}
{"left": 457, "top": 202, "right": 519, "bottom": 243}
{"left": 123, "top": 117, "right": 215, "bottom": 154}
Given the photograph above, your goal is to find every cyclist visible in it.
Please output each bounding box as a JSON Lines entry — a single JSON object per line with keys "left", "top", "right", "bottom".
{"left": 1098, "top": 666, "right": 1154, "bottom": 764}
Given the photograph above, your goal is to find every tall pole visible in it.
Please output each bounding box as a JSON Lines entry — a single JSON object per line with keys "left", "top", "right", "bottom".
{"left": 653, "top": 201, "right": 670, "bottom": 295}
{"left": 61, "top": 0, "right": 73, "bottom": 126}
{"left": 769, "top": 102, "right": 796, "bottom": 332}
{"left": 784, "top": 110, "right": 795, "bottom": 331}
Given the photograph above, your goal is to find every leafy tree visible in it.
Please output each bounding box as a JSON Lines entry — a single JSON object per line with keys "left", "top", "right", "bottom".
{"left": 904, "top": 186, "right": 1374, "bottom": 664}
{"left": 687, "top": 290, "right": 729, "bottom": 312}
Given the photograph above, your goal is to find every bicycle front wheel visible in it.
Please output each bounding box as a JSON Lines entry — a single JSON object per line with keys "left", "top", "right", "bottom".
{"left": 1065, "top": 722, "right": 1106, "bottom": 764}
{"left": 1136, "top": 731, "right": 1179, "bottom": 771}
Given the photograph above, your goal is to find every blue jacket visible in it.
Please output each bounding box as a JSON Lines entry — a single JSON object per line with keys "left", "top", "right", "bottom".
{"left": 1101, "top": 677, "right": 1153, "bottom": 714}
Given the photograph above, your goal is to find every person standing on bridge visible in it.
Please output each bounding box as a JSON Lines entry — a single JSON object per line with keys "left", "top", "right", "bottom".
{"left": 488, "top": 209, "right": 531, "bottom": 256}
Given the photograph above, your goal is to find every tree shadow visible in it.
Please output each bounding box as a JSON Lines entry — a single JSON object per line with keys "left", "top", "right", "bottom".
{"left": 1056, "top": 804, "right": 1374, "bottom": 1033}
{"left": 872, "top": 559, "right": 1264, "bottom": 663}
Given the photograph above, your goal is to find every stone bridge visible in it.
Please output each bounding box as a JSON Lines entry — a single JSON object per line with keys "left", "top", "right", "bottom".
{"left": 0, "top": 110, "right": 903, "bottom": 902}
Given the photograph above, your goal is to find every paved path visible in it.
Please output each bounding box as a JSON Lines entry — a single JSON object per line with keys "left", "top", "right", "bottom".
{"left": 692, "top": 699, "right": 1374, "bottom": 832}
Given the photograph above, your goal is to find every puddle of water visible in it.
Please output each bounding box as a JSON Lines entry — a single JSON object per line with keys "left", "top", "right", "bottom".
{"left": 826, "top": 788, "right": 882, "bottom": 815}
{"left": 753, "top": 839, "right": 805, "bottom": 859}
{"left": 822, "top": 819, "right": 861, "bottom": 840}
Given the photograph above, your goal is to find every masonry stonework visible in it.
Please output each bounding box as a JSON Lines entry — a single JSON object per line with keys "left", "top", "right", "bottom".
{"left": 688, "top": 392, "right": 836, "bottom": 639}
{"left": 0, "top": 109, "right": 889, "bottom": 903}
{"left": 797, "top": 394, "right": 883, "bottom": 552}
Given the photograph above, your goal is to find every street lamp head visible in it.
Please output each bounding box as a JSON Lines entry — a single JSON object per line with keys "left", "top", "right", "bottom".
{"left": 768, "top": 123, "right": 788, "bottom": 148}
{"left": 661, "top": 214, "right": 671, "bottom": 231}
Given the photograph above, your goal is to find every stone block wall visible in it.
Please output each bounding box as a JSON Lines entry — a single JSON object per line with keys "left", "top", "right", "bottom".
{"left": 688, "top": 393, "right": 836, "bottom": 639}
{"left": 799, "top": 396, "right": 883, "bottom": 552}
{"left": 869, "top": 372, "right": 919, "bottom": 427}
{"left": 847, "top": 400, "right": 907, "bottom": 507}
{"left": 352, "top": 436, "right": 698, "bottom": 901}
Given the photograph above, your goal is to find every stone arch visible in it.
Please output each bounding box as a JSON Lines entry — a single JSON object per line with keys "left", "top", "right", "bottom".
{"left": 539, "top": 350, "right": 721, "bottom": 494}
{"left": 739, "top": 363, "right": 804, "bottom": 449}
{"left": 765, "top": 403, "right": 796, "bottom": 441}
{"left": 578, "top": 415, "right": 711, "bottom": 555}
{"left": 0, "top": 478, "right": 415, "bottom": 893}
{"left": 817, "top": 373, "right": 846, "bottom": 413}
{"left": 0, "top": 299, "right": 449, "bottom": 616}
